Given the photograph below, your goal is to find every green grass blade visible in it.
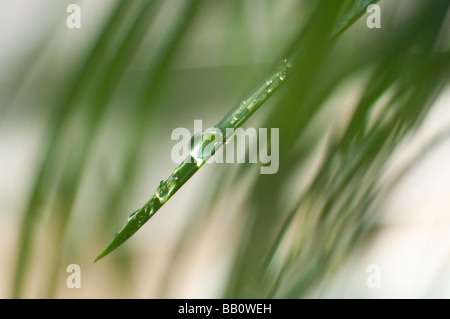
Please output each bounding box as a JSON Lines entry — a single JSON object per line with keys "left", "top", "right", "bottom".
{"left": 96, "top": 0, "right": 380, "bottom": 262}
{"left": 11, "top": 1, "right": 139, "bottom": 298}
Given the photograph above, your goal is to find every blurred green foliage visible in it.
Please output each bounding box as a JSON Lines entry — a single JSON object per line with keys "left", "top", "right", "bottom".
{"left": 2, "top": 0, "right": 449, "bottom": 298}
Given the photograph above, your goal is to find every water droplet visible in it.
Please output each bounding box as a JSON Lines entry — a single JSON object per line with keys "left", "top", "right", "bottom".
{"left": 156, "top": 181, "right": 168, "bottom": 202}
{"left": 155, "top": 176, "right": 179, "bottom": 204}
{"left": 246, "top": 100, "right": 257, "bottom": 110}
{"left": 128, "top": 209, "right": 139, "bottom": 221}
{"left": 267, "top": 88, "right": 273, "bottom": 93}
{"left": 137, "top": 214, "right": 147, "bottom": 226}
{"left": 189, "top": 128, "right": 223, "bottom": 166}
{"left": 231, "top": 115, "right": 239, "bottom": 125}
{"left": 266, "top": 81, "right": 271, "bottom": 86}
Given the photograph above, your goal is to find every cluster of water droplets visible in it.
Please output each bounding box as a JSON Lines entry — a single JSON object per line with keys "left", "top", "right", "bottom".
{"left": 127, "top": 204, "right": 154, "bottom": 227}
{"left": 127, "top": 195, "right": 163, "bottom": 226}
{"left": 125, "top": 58, "right": 293, "bottom": 230}
{"left": 125, "top": 128, "right": 225, "bottom": 226}
{"left": 99, "top": 57, "right": 299, "bottom": 261}
{"left": 230, "top": 58, "right": 292, "bottom": 123}
{"left": 273, "top": 58, "right": 290, "bottom": 84}
{"left": 265, "top": 80, "right": 274, "bottom": 94}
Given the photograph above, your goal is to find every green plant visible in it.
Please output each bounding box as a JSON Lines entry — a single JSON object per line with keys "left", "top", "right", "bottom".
{"left": 5, "top": 0, "right": 449, "bottom": 298}
{"left": 94, "top": 0, "right": 381, "bottom": 262}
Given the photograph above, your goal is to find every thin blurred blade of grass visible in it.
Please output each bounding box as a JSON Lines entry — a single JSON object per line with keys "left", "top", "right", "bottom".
{"left": 10, "top": 0, "right": 201, "bottom": 297}
{"left": 42, "top": 0, "right": 179, "bottom": 298}
{"left": 12, "top": 1, "right": 141, "bottom": 298}
{"left": 92, "top": 0, "right": 203, "bottom": 289}
{"left": 224, "top": 1, "right": 450, "bottom": 298}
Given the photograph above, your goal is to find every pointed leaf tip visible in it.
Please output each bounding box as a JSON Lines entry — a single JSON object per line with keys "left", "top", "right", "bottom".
{"left": 94, "top": 209, "right": 151, "bottom": 262}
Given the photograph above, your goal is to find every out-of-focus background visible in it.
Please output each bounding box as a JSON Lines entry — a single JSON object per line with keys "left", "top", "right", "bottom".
{"left": 0, "top": 0, "right": 449, "bottom": 298}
